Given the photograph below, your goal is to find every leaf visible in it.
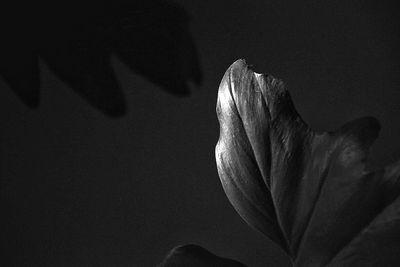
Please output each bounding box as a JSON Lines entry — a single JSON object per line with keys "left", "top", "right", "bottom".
{"left": 215, "top": 59, "right": 400, "bottom": 266}
{"left": 158, "top": 244, "right": 247, "bottom": 267}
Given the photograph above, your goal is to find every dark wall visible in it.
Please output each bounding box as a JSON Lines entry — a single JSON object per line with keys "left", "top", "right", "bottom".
{"left": 1, "top": 1, "right": 399, "bottom": 266}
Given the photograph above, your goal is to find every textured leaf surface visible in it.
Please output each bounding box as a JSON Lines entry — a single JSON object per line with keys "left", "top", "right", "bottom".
{"left": 215, "top": 59, "right": 400, "bottom": 266}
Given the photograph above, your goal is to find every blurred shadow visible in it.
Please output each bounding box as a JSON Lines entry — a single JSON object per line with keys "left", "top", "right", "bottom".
{"left": 0, "top": 0, "right": 202, "bottom": 117}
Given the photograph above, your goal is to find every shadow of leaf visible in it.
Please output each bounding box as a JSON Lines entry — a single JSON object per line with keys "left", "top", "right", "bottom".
{"left": 0, "top": 0, "right": 202, "bottom": 117}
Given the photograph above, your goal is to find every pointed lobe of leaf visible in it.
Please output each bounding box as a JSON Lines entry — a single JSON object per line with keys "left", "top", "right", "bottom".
{"left": 158, "top": 244, "right": 247, "bottom": 267}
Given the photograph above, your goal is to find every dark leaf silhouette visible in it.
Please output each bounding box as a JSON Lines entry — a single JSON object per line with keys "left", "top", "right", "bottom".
{"left": 158, "top": 244, "right": 247, "bottom": 267}
{"left": 215, "top": 59, "right": 400, "bottom": 266}
{"left": 0, "top": 0, "right": 202, "bottom": 117}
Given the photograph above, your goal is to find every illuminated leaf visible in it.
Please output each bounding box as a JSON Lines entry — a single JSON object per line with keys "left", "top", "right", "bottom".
{"left": 215, "top": 59, "right": 400, "bottom": 266}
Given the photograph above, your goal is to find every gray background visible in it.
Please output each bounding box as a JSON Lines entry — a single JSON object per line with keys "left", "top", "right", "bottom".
{"left": 1, "top": 0, "right": 400, "bottom": 266}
